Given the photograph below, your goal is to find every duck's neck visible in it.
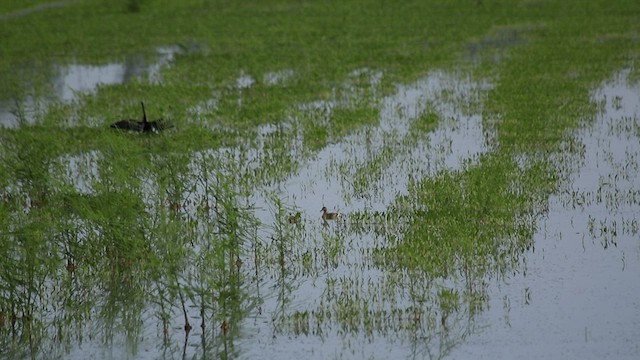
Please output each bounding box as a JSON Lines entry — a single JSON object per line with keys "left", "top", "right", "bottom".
{"left": 141, "top": 101, "right": 147, "bottom": 124}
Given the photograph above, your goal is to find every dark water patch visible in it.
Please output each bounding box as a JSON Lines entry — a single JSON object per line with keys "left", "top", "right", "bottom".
{"left": 465, "top": 25, "right": 537, "bottom": 63}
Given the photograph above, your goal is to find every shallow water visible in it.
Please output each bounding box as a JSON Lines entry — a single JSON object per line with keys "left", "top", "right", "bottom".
{"left": 254, "top": 70, "right": 490, "bottom": 219}
{"left": 451, "top": 70, "right": 640, "bottom": 359}
{"left": 240, "top": 70, "right": 491, "bottom": 359}
{"left": 0, "top": 46, "right": 180, "bottom": 127}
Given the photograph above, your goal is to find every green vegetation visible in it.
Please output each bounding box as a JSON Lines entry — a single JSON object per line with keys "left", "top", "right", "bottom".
{"left": 1, "top": 0, "right": 639, "bottom": 358}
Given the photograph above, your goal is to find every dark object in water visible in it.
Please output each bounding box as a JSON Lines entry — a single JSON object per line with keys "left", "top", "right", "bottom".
{"left": 321, "top": 206, "right": 341, "bottom": 220}
{"left": 111, "top": 102, "right": 171, "bottom": 132}
{"left": 288, "top": 212, "right": 302, "bottom": 224}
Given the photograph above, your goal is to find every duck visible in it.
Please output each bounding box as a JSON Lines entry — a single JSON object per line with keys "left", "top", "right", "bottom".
{"left": 288, "top": 212, "right": 302, "bottom": 224}
{"left": 321, "top": 206, "right": 341, "bottom": 220}
{"left": 110, "top": 102, "right": 170, "bottom": 132}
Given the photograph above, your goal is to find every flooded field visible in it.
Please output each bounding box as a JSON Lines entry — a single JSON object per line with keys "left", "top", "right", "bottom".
{"left": 1, "top": 1, "right": 639, "bottom": 359}
{"left": 451, "top": 70, "right": 640, "bottom": 360}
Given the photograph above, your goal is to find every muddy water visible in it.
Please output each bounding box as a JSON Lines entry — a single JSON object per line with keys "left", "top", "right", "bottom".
{"left": 451, "top": 70, "right": 640, "bottom": 359}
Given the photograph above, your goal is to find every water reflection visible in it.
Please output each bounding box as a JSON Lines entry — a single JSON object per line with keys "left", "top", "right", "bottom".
{"left": 54, "top": 63, "right": 138, "bottom": 102}
{"left": 0, "top": 46, "right": 181, "bottom": 127}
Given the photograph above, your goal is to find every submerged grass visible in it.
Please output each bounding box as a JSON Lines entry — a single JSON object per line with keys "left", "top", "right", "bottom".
{"left": 1, "top": 0, "right": 640, "bottom": 359}
{"left": 385, "top": 154, "right": 555, "bottom": 276}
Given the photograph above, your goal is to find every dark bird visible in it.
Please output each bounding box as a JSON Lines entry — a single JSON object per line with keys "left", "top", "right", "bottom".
{"left": 111, "top": 102, "right": 170, "bottom": 132}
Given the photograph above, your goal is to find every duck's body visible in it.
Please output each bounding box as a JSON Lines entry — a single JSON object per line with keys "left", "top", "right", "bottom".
{"left": 321, "top": 206, "right": 341, "bottom": 220}
{"left": 111, "top": 102, "right": 170, "bottom": 132}
{"left": 288, "top": 212, "right": 302, "bottom": 224}
{"left": 110, "top": 119, "right": 144, "bottom": 131}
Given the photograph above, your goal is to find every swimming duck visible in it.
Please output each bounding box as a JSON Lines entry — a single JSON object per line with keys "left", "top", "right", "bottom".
{"left": 110, "top": 102, "right": 170, "bottom": 132}
{"left": 288, "top": 212, "right": 302, "bottom": 224}
{"left": 321, "top": 206, "right": 341, "bottom": 220}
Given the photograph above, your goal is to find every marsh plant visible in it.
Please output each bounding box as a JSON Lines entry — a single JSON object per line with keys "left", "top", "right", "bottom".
{"left": 0, "top": 129, "right": 260, "bottom": 358}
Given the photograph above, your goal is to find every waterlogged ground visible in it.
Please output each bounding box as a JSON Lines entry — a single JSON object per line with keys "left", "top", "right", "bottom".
{"left": 1, "top": 1, "right": 640, "bottom": 359}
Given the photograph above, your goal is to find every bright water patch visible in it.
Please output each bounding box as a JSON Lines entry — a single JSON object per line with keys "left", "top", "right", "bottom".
{"left": 263, "top": 69, "right": 296, "bottom": 86}
{"left": 234, "top": 71, "right": 256, "bottom": 89}
{"left": 51, "top": 150, "right": 101, "bottom": 195}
